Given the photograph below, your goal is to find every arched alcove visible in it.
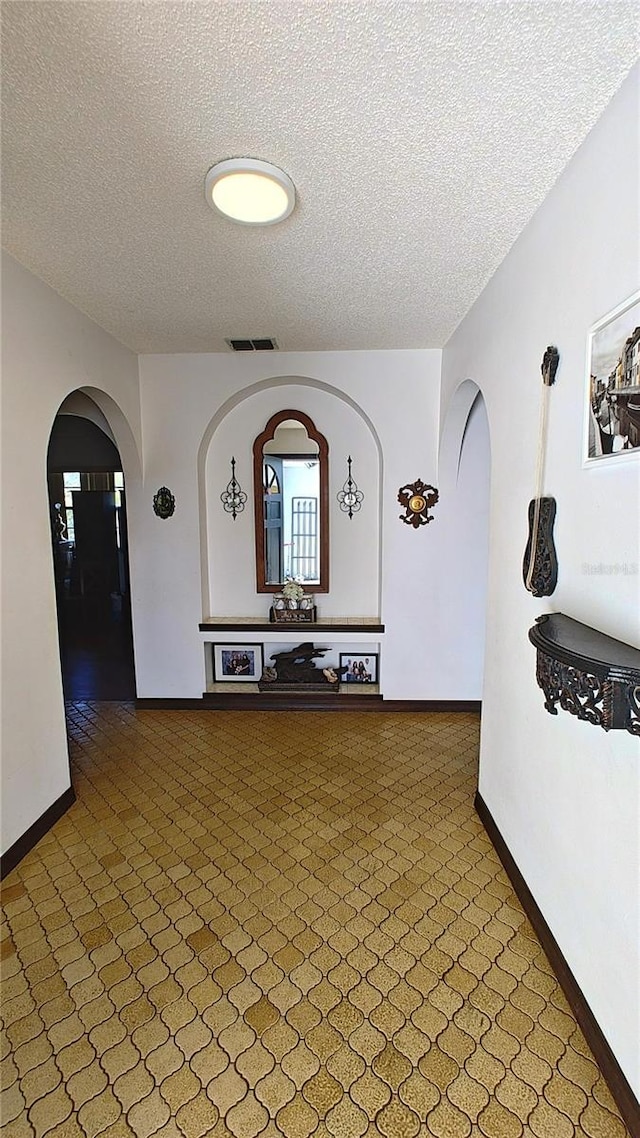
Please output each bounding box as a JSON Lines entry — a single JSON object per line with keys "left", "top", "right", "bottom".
{"left": 198, "top": 377, "right": 383, "bottom": 619}
{"left": 436, "top": 380, "right": 492, "bottom": 699}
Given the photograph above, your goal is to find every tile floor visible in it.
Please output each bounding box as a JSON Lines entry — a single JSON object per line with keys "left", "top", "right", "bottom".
{"left": 0, "top": 705, "right": 629, "bottom": 1137}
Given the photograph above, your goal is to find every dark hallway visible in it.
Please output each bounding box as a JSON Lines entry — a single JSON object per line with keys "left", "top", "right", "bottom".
{"left": 48, "top": 400, "right": 136, "bottom": 701}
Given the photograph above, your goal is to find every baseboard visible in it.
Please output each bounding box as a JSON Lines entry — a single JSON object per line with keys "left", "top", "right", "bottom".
{"left": 136, "top": 698, "right": 213, "bottom": 710}
{"left": 135, "top": 696, "right": 481, "bottom": 713}
{"left": 475, "top": 791, "right": 639, "bottom": 1137}
{"left": 382, "top": 699, "right": 481, "bottom": 712}
{"left": 1, "top": 785, "right": 76, "bottom": 880}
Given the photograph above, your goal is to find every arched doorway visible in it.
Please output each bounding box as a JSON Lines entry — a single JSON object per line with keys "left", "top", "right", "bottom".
{"left": 48, "top": 393, "right": 136, "bottom": 699}
{"left": 437, "top": 381, "right": 491, "bottom": 700}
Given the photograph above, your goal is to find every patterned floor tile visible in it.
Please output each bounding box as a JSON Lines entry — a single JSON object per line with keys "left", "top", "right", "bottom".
{"left": 0, "top": 705, "right": 631, "bottom": 1136}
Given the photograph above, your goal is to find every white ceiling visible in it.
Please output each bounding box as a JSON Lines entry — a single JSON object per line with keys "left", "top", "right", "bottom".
{"left": 1, "top": 2, "right": 637, "bottom": 354}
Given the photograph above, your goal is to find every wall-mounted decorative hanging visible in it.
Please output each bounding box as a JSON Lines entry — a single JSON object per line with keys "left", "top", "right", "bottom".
{"left": 523, "top": 346, "right": 559, "bottom": 596}
{"left": 584, "top": 290, "right": 640, "bottom": 464}
{"left": 529, "top": 613, "right": 640, "bottom": 735}
{"left": 398, "top": 479, "right": 439, "bottom": 528}
{"left": 337, "top": 456, "right": 364, "bottom": 518}
{"left": 153, "top": 486, "right": 175, "bottom": 519}
{"left": 220, "top": 457, "right": 247, "bottom": 520}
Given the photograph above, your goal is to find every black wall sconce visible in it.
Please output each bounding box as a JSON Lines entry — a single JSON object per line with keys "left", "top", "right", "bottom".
{"left": 220, "top": 457, "right": 247, "bottom": 520}
{"left": 337, "top": 456, "right": 364, "bottom": 519}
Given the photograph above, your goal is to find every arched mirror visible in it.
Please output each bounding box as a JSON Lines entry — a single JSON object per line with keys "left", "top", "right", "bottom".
{"left": 253, "top": 410, "right": 329, "bottom": 593}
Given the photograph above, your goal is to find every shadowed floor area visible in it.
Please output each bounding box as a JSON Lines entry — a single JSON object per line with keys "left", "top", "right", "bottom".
{"left": 0, "top": 705, "right": 628, "bottom": 1137}
{"left": 57, "top": 599, "right": 136, "bottom": 701}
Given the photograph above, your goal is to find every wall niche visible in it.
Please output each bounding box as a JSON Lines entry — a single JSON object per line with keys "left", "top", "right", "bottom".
{"left": 203, "top": 382, "right": 381, "bottom": 620}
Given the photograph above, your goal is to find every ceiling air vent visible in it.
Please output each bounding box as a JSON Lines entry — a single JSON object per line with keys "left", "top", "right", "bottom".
{"left": 226, "top": 337, "right": 279, "bottom": 352}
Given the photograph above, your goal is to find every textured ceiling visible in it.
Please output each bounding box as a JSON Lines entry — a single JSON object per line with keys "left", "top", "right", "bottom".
{"left": 1, "top": 2, "right": 638, "bottom": 354}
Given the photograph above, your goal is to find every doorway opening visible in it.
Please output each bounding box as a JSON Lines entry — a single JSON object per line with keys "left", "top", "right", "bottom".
{"left": 48, "top": 401, "right": 136, "bottom": 700}
{"left": 438, "top": 381, "right": 491, "bottom": 703}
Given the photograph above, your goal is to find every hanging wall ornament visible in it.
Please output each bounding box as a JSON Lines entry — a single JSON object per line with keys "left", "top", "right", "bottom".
{"left": 337, "top": 456, "right": 364, "bottom": 518}
{"left": 220, "top": 457, "right": 247, "bottom": 520}
{"left": 523, "top": 346, "right": 559, "bottom": 597}
{"left": 398, "top": 479, "right": 439, "bottom": 528}
{"left": 153, "top": 486, "right": 175, "bottom": 519}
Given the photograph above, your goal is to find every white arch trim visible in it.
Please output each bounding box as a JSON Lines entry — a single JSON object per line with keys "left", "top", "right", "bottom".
{"left": 76, "top": 387, "right": 143, "bottom": 481}
{"left": 197, "top": 374, "right": 383, "bottom": 618}
{"left": 439, "top": 378, "right": 491, "bottom": 492}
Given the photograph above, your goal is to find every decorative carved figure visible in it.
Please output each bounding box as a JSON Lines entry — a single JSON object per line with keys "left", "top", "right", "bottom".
{"left": 268, "top": 643, "right": 331, "bottom": 684}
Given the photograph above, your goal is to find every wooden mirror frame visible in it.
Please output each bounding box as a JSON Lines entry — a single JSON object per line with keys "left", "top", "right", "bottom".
{"left": 253, "top": 409, "right": 329, "bottom": 593}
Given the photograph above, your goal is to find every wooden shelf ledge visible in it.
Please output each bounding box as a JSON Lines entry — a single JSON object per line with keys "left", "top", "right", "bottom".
{"left": 200, "top": 618, "right": 384, "bottom": 633}
{"left": 528, "top": 613, "right": 640, "bottom": 734}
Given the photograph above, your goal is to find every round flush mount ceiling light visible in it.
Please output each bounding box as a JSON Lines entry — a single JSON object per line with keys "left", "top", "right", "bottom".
{"left": 205, "top": 158, "right": 295, "bottom": 225}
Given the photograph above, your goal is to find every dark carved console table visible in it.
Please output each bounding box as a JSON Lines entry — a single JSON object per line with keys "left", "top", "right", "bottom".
{"left": 529, "top": 613, "right": 640, "bottom": 735}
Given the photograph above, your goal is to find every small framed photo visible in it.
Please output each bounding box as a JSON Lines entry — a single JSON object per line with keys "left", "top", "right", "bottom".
{"left": 213, "top": 644, "right": 263, "bottom": 683}
{"left": 339, "top": 653, "right": 378, "bottom": 684}
{"left": 585, "top": 290, "right": 640, "bottom": 465}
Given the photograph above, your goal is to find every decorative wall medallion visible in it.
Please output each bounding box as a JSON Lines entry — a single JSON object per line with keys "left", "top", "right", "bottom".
{"left": 522, "top": 496, "right": 558, "bottom": 597}
{"left": 153, "top": 486, "right": 175, "bottom": 519}
{"left": 398, "top": 479, "right": 439, "bottom": 527}
{"left": 220, "top": 457, "right": 247, "bottom": 520}
{"left": 337, "top": 455, "right": 364, "bottom": 518}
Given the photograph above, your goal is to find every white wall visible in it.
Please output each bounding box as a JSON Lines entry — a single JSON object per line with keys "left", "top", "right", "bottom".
{"left": 135, "top": 352, "right": 442, "bottom": 699}
{"left": 441, "top": 65, "right": 640, "bottom": 1093}
{"left": 1, "top": 252, "right": 142, "bottom": 855}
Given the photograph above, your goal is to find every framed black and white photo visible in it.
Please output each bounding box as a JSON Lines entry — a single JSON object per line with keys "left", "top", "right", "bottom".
{"left": 339, "top": 653, "right": 378, "bottom": 684}
{"left": 585, "top": 291, "right": 640, "bottom": 464}
{"left": 213, "top": 644, "right": 263, "bottom": 683}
